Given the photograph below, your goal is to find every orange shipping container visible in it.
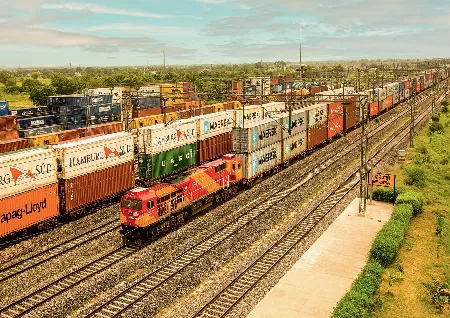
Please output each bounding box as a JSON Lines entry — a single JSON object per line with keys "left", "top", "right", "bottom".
{"left": 59, "top": 161, "right": 135, "bottom": 215}
{"left": 385, "top": 95, "right": 393, "bottom": 108}
{"left": 0, "top": 115, "right": 18, "bottom": 131}
{"left": 0, "top": 130, "right": 19, "bottom": 141}
{"left": 0, "top": 183, "right": 59, "bottom": 238}
{"left": 0, "top": 138, "right": 29, "bottom": 153}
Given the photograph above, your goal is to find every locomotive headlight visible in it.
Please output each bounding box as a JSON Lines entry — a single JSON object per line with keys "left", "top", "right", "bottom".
{"left": 128, "top": 211, "right": 133, "bottom": 216}
{"left": 133, "top": 212, "right": 139, "bottom": 217}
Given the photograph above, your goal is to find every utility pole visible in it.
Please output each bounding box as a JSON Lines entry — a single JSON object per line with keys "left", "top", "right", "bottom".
{"left": 299, "top": 43, "right": 302, "bottom": 80}
{"left": 163, "top": 51, "right": 166, "bottom": 68}
{"left": 410, "top": 78, "right": 415, "bottom": 148}
{"left": 359, "top": 96, "right": 367, "bottom": 215}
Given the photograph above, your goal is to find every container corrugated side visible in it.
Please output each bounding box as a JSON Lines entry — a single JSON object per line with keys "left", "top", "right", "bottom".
{"left": 198, "top": 132, "right": 232, "bottom": 164}
{"left": 0, "top": 148, "right": 57, "bottom": 200}
{"left": 137, "top": 119, "right": 197, "bottom": 154}
{"left": 0, "top": 183, "right": 59, "bottom": 238}
{"left": 305, "top": 103, "right": 328, "bottom": 126}
{"left": 237, "top": 142, "right": 282, "bottom": 180}
{"left": 53, "top": 132, "right": 134, "bottom": 180}
{"left": 197, "top": 112, "right": 233, "bottom": 140}
{"left": 262, "top": 102, "right": 286, "bottom": 117}
{"left": 138, "top": 143, "right": 197, "bottom": 180}
{"left": 328, "top": 117, "right": 344, "bottom": 139}
{"left": 59, "top": 161, "right": 134, "bottom": 214}
{"left": 282, "top": 130, "right": 307, "bottom": 162}
{"left": 275, "top": 109, "right": 308, "bottom": 138}
{"left": 0, "top": 139, "right": 29, "bottom": 154}
{"left": 369, "top": 102, "right": 379, "bottom": 117}
{"left": 232, "top": 118, "right": 281, "bottom": 153}
{"left": 345, "top": 102, "right": 358, "bottom": 130}
{"left": 307, "top": 123, "right": 327, "bottom": 149}
{"left": 227, "top": 105, "right": 263, "bottom": 128}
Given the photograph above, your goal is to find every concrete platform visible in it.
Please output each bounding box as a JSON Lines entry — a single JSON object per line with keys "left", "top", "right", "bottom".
{"left": 247, "top": 198, "right": 393, "bottom": 318}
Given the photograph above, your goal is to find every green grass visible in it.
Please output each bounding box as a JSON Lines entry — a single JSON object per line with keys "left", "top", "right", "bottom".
{"left": 373, "top": 109, "right": 450, "bottom": 317}
{"left": 0, "top": 90, "right": 34, "bottom": 108}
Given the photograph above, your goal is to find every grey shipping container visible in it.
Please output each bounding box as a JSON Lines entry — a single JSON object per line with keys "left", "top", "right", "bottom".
{"left": 19, "top": 125, "right": 63, "bottom": 137}
{"left": 232, "top": 118, "right": 281, "bottom": 153}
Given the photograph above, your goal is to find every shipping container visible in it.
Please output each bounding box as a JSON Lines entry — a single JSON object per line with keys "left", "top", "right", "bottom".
{"left": 385, "top": 95, "right": 393, "bottom": 109}
{"left": 369, "top": 101, "right": 379, "bottom": 117}
{"left": 132, "top": 97, "right": 161, "bottom": 110}
{"left": 227, "top": 105, "right": 263, "bottom": 128}
{"left": 57, "top": 129, "right": 81, "bottom": 143}
{"left": 282, "top": 130, "right": 307, "bottom": 162}
{"left": 18, "top": 115, "right": 57, "bottom": 130}
{"left": 138, "top": 143, "right": 197, "bottom": 180}
{"left": 378, "top": 88, "right": 386, "bottom": 100}
{"left": 262, "top": 102, "right": 286, "bottom": 117}
{"left": 10, "top": 107, "right": 43, "bottom": 118}
{"left": 137, "top": 119, "right": 197, "bottom": 155}
{"left": 53, "top": 132, "right": 134, "bottom": 179}
{"left": 88, "top": 103, "right": 121, "bottom": 117}
{"left": 393, "top": 93, "right": 399, "bottom": 105}
{"left": 19, "top": 125, "right": 62, "bottom": 138}
{"left": 132, "top": 107, "right": 162, "bottom": 118}
{"left": 237, "top": 142, "right": 282, "bottom": 180}
{"left": 307, "top": 123, "right": 328, "bottom": 149}
{"left": 232, "top": 118, "right": 281, "bottom": 153}
{"left": 345, "top": 101, "right": 358, "bottom": 130}
{"left": 420, "top": 83, "right": 424, "bottom": 91}
{"left": 197, "top": 112, "right": 234, "bottom": 141}
{"left": 0, "top": 139, "right": 29, "bottom": 154}
{"left": 198, "top": 132, "right": 232, "bottom": 164}
{"left": 276, "top": 109, "right": 308, "bottom": 138}
{"left": 327, "top": 102, "right": 344, "bottom": 121}
{"left": 0, "top": 115, "right": 18, "bottom": 131}
{"left": 138, "top": 85, "right": 161, "bottom": 94}
{"left": 404, "top": 80, "right": 411, "bottom": 90}
{"left": 0, "top": 130, "right": 19, "bottom": 141}
{"left": 0, "top": 183, "right": 59, "bottom": 238}
{"left": 405, "top": 89, "right": 410, "bottom": 99}
{"left": 305, "top": 103, "right": 328, "bottom": 126}
{"left": 328, "top": 116, "right": 344, "bottom": 139}
{"left": 59, "top": 161, "right": 135, "bottom": 215}
{"left": 0, "top": 148, "right": 57, "bottom": 200}
{"left": 0, "top": 101, "right": 9, "bottom": 116}
{"left": 26, "top": 133, "right": 59, "bottom": 147}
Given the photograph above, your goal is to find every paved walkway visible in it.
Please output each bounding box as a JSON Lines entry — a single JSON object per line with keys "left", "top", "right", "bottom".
{"left": 247, "top": 198, "right": 393, "bottom": 318}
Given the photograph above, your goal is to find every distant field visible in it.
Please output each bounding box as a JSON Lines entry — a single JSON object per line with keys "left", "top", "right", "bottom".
{"left": 0, "top": 90, "right": 34, "bottom": 108}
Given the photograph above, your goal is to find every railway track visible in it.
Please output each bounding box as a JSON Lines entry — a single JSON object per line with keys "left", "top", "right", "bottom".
{"left": 193, "top": 92, "right": 442, "bottom": 318}
{"left": 0, "top": 89, "right": 442, "bottom": 318}
{"left": 81, "top": 90, "right": 441, "bottom": 318}
{"left": 0, "top": 219, "right": 120, "bottom": 283}
{"left": 0, "top": 246, "right": 138, "bottom": 318}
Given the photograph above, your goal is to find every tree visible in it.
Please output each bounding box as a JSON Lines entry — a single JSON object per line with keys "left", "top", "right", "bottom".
{"left": 5, "top": 77, "right": 16, "bottom": 87}
{"left": 31, "top": 72, "right": 39, "bottom": 80}
{"left": 50, "top": 72, "right": 78, "bottom": 95}
{"left": 30, "top": 85, "right": 56, "bottom": 106}
{"left": 21, "top": 78, "right": 42, "bottom": 93}
{"left": 0, "top": 71, "right": 12, "bottom": 85}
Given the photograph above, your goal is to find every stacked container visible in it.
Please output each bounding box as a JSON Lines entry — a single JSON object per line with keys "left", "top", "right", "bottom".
{"left": 277, "top": 109, "right": 308, "bottom": 162}
{"left": 327, "top": 102, "right": 344, "bottom": 139}
{"left": 0, "top": 148, "right": 59, "bottom": 238}
{"left": 227, "top": 105, "right": 263, "bottom": 128}
{"left": 197, "top": 112, "right": 234, "bottom": 163}
{"left": 0, "top": 115, "right": 19, "bottom": 141}
{"left": 137, "top": 119, "right": 198, "bottom": 180}
{"left": 0, "top": 101, "right": 9, "bottom": 116}
{"left": 305, "top": 103, "right": 328, "bottom": 149}
{"left": 53, "top": 132, "right": 135, "bottom": 215}
{"left": 378, "top": 87, "right": 387, "bottom": 112}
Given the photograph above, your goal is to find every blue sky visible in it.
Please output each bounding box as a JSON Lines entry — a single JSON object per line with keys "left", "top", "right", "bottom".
{"left": 0, "top": 0, "right": 449, "bottom": 67}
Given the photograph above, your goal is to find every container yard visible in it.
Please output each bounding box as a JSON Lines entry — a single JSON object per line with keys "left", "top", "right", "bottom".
{"left": 0, "top": 64, "right": 448, "bottom": 318}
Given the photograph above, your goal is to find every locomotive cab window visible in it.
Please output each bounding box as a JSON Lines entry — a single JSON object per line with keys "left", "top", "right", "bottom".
{"left": 147, "top": 201, "right": 154, "bottom": 210}
{"left": 121, "top": 198, "right": 142, "bottom": 211}
{"left": 215, "top": 163, "right": 227, "bottom": 172}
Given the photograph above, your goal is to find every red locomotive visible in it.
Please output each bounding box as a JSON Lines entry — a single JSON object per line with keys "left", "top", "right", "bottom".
{"left": 120, "top": 154, "right": 243, "bottom": 245}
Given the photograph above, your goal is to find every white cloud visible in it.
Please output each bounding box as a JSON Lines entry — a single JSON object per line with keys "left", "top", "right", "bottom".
{"left": 193, "top": 0, "right": 228, "bottom": 4}
{"left": 86, "top": 24, "right": 196, "bottom": 36}
{"left": 42, "top": 2, "right": 174, "bottom": 19}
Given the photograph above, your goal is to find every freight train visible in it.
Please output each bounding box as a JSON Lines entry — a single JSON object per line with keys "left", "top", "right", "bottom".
{"left": 0, "top": 72, "right": 445, "bottom": 243}
{"left": 119, "top": 74, "right": 446, "bottom": 245}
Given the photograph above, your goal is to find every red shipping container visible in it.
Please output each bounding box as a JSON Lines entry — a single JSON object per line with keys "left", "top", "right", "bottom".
{"left": 0, "top": 183, "right": 59, "bottom": 238}
{"left": 271, "top": 77, "right": 279, "bottom": 85}
{"left": 328, "top": 102, "right": 344, "bottom": 121}
{"left": 59, "top": 161, "right": 135, "bottom": 215}
{"left": 0, "top": 115, "right": 18, "bottom": 131}
{"left": 310, "top": 86, "right": 321, "bottom": 95}
{"left": 327, "top": 117, "right": 344, "bottom": 139}
{"left": 197, "top": 132, "right": 232, "bottom": 164}
{"left": 0, "top": 138, "right": 29, "bottom": 153}
{"left": 0, "top": 130, "right": 19, "bottom": 141}
{"left": 385, "top": 96, "right": 393, "bottom": 109}
{"left": 308, "top": 123, "right": 327, "bottom": 149}
{"left": 57, "top": 129, "right": 80, "bottom": 143}
{"left": 201, "top": 105, "right": 215, "bottom": 115}
{"left": 133, "top": 107, "right": 162, "bottom": 118}
{"left": 416, "top": 83, "right": 421, "bottom": 93}
{"left": 404, "top": 81, "right": 410, "bottom": 89}
{"left": 420, "top": 83, "right": 424, "bottom": 91}
{"left": 345, "top": 101, "right": 358, "bottom": 131}
{"left": 369, "top": 102, "right": 379, "bottom": 117}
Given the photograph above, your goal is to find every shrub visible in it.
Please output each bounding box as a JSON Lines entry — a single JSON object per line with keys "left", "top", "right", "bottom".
{"left": 333, "top": 261, "right": 384, "bottom": 318}
{"left": 442, "top": 105, "right": 449, "bottom": 113}
{"left": 369, "top": 219, "right": 409, "bottom": 267}
{"left": 431, "top": 114, "right": 440, "bottom": 122}
{"left": 404, "top": 165, "right": 426, "bottom": 187}
{"left": 372, "top": 187, "right": 405, "bottom": 203}
{"left": 395, "top": 191, "right": 425, "bottom": 214}
{"left": 391, "top": 203, "right": 414, "bottom": 223}
{"left": 429, "top": 121, "right": 444, "bottom": 135}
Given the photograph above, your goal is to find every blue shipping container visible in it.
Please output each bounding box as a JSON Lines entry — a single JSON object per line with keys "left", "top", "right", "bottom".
{"left": 10, "top": 107, "right": 40, "bottom": 118}
{"left": 18, "top": 115, "right": 57, "bottom": 130}
{"left": 88, "top": 104, "right": 121, "bottom": 117}
{"left": 0, "top": 101, "right": 9, "bottom": 116}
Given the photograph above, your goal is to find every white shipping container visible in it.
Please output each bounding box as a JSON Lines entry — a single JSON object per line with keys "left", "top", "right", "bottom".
{"left": 0, "top": 148, "right": 58, "bottom": 200}
{"left": 275, "top": 109, "right": 308, "bottom": 138}
{"left": 232, "top": 118, "right": 281, "bottom": 153}
{"left": 393, "top": 93, "right": 399, "bottom": 105}
{"left": 405, "top": 89, "right": 410, "bottom": 99}
{"left": 137, "top": 85, "right": 160, "bottom": 94}
{"left": 137, "top": 119, "right": 197, "bottom": 154}
{"left": 282, "top": 130, "right": 307, "bottom": 162}
{"left": 262, "top": 102, "right": 286, "bottom": 118}
{"left": 304, "top": 103, "right": 328, "bottom": 126}
{"left": 237, "top": 142, "right": 282, "bottom": 180}
{"left": 53, "top": 132, "right": 134, "bottom": 180}
{"left": 197, "top": 112, "right": 233, "bottom": 141}
{"left": 378, "top": 88, "right": 386, "bottom": 100}
{"left": 228, "top": 105, "right": 263, "bottom": 128}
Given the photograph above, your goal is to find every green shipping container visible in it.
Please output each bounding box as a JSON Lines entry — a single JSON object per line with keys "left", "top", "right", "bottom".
{"left": 138, "top": 143, "right": 197, "bottom": 180}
